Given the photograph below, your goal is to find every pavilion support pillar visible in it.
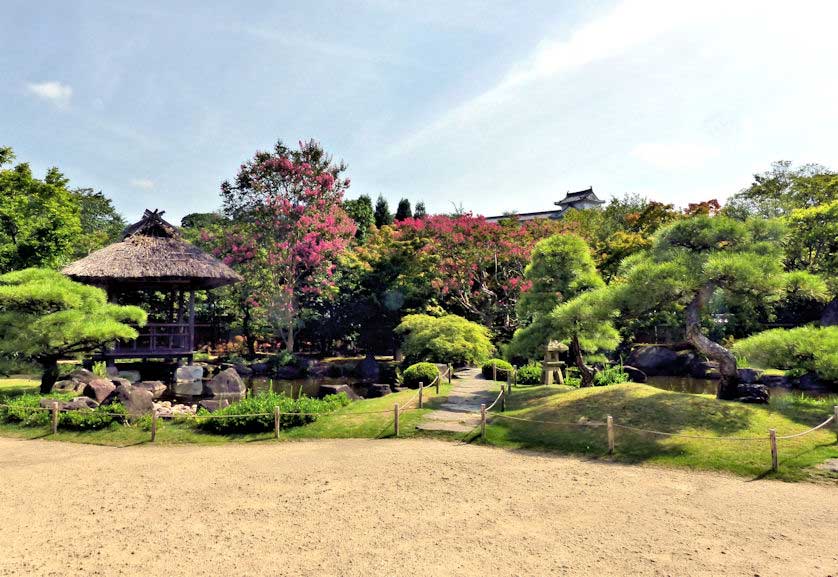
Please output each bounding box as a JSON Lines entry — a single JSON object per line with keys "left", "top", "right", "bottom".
{"left": 188, "top": 289, "right": 196, "bottom": 354}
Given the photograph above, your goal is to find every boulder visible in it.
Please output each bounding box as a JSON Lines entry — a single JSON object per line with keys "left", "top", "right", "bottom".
{"left": 732, "top": 383, "right": 769, "bottom": 404}
{"left": 39, "top": 398, "right": 65, "bottom": 410}
{"left": 355, "top": 354, "right": 380, "bottom": 382}
{"left": 82, "top": 378, "right": 116, "bottom": 403}
{"left": 626, "top": 346, "right": 681, "bottom": 376}
{"left": 197, "top": 399, "right": 231, "bottom": 413}
{"left": 175, "top": 365, "right": 203, "bottom": 382}
{"left": 233, "top": 363, "right": 253, "bottom": 376}
{"left": 104, "top": 383, "right": 153, "bottom": 416}
{"left": 250, "top": 362, "right": 270, "bottom": 376}
{"left": 110, "top": 377, "right": 133, "bottom": 388}
{"left": 64, "top": 396, "right": 99, "bottom": 410}
{"left": 758, "top": 374, "right": 791, "bottom": 388}
{"left": 117, "top": 370, "right": 141, "bottom": 384}
{"left": 133, "top": 380, "right": 167, "bottom": 399}
{"left": 737, "top": 368, "right": 763, "bottom": 384}
{"left": 53, "top": 379, "right": 79, "bottom": 393}
{"left": 363, "top": 383, "right": 392, "bottom": 398}
{"left": 106, "top": 365, "right": 120, "bottom": 377}
{"left": 798, "top": 373, "right": 831, "bottom": 392}
{"left": 318, "top": 384, "right": 360, "bottom": 400}
{"left": 203, "top": 368, "right": 246, "bottom": 401}
{"left": 68, "top": 368, "right": 98, "bottom": 386}
{"left": 172, "top": 380, "right": 203, "bottom": 396}
{"left": 621, "top": 365, "right": 647, "bottom": 383}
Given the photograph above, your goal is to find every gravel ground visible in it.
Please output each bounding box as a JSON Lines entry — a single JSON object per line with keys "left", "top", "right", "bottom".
{"left": 0, "top": 437, "right": 835, "bottom": 577}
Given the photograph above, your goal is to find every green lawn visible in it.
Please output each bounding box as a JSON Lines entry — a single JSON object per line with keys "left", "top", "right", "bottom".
{"left": 486, "top": 383, "right": 838, "bottom": 481}
{"left": 0, "top": 377, "right": 39, "bottom": 398}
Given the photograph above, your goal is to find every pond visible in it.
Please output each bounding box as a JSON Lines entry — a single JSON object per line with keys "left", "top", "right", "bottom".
{"left": 645, "top": 376, "right": 831, "bottom": 398}
{"left": 246, "top": 376, "right": 364, "bottom": 398}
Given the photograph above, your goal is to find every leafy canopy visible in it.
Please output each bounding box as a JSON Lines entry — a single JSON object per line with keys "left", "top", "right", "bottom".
{"left": 732, "top": 326, "right": 838, "bottom": 382}
{"left": 395, "top": 313, "right": 494, "bottom": 366}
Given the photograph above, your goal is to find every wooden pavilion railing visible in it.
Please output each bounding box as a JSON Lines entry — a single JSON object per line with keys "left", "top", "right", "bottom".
{"left": 109, "top": 322, "right": 193, "bottom": 357}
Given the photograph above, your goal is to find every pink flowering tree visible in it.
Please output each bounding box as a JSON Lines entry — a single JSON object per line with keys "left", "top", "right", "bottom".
{"left": 213, "top": 140, "right": 356, "bottom": 352}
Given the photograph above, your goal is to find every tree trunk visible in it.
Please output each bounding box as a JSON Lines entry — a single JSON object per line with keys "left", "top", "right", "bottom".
{"left": 570, "top": 334, "right": 597, "bottom": 387}
{"left": 685, "top": 284, "right": 739, "bottom": 400}
{"left": 285, "top": 325, "right": 295, "bottom": 353}
{"left": 39, "top": 356, "right": 60, "bottom": 394}
{"left": 242, "top": 303, "right": 256, "bottom": 359}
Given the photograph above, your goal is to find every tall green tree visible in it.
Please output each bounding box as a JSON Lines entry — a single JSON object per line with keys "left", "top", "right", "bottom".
{"left": 71, "top": 188, "right": 126, "bottom": 257}
{"left": 374, "top": 195, "right": 393, "bottom": 228}
{"left": 343, "top": 195, "right": 375, "bottom": 242}
{"left": 0, "top": 269, "right": 146, "bottom": 392}
{"left": 603, "top": 216, "right": 828, "bottom": 399}
{"left": 0, "top": 147, "right": 82, "bottom": 272}
{"left": 395, "top": 198, "right": 412, "bottom": 221}
{"left": 510, "top": 234, "right": 617, "bottom": 386}
{"left": 414, "top": 201, "right": 427, "bottom": 218}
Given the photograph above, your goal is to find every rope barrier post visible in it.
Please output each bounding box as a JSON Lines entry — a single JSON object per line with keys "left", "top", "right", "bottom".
{"left": 274, "top": 406, "right": 281, "bottom": 439}
{"left": 506, "top": 370, "right": 512, "bottom": 396}
{"left": 607, "top": 415, "right": 614, "bottom": 455}
{"left": 151, "top": 410, "right": 158, "bottom": 443}
{"left": 500, "top": 388, "right": 506, "bottom": 412}
{"left": 447, "top": 363, "right": 452, "bottom": 385}
{"left": 394, "top": 403, "right": 400, "bottom": 437}
{"left": 418, "top": 382, "right": 424, "bottom": 409}
{"left": 492, "top": 364, "right": 497, "bottom": 382}
{"left": 480, "top": 403, "right": 486, "bottom": 441}
{"left": 50, "top": 402, "right": 59, "bottom": 435}
{"left": 769, "top": 428, "right": 778, "bottom": 472}
{"left": 834, "top": 406, "right": 838, "bottom": 442}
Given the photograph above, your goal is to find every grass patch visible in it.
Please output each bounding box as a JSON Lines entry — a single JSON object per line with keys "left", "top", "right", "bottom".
{"left": 486, "top": 383, "right": 838, "bottom": 481}
{"left": 0, "top": 377, "right": 40, "bottom": 398}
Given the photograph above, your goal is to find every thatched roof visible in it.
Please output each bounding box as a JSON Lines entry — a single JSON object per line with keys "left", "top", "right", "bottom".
{"left": 63, "top": 209, "right": 242, "bottom": 290}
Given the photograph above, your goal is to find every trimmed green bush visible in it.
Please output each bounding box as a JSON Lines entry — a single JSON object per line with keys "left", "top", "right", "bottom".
{"left": 482, "top": 359, "right": 513, "bottom": 381}
{"left": 0, "top": 394, "right": 127, "bottom": 430}
{"left": 516, "top": 362, "right": 542, "bottom": 385}
{"left": 197, "top": 392, "right": 350, "bottom": 434}
{"left": 732, "top": 325, "right": 838, "bottom": 383}
{"left": 402, "top": 362, "right": 440, "bottom": 389}
{"left": 395, "top": 314, "right": 494, "bottom": 366}
{"left": 593, "top": 366, "right": 629, "bottom": 387}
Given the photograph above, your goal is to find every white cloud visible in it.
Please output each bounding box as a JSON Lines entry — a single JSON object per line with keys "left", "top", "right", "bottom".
{"left": 130, "top": 178, "right": 155, "bottom": 190}
{"left": 26, "top": 81, "right": 73, "bottom": 107}
{"left": 630, "top": 142, "right": 721, "bottom": 170}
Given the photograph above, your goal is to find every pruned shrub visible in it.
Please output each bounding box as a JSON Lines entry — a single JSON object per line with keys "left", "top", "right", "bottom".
{"left": 593, "top": 366, "right": 629, "bottom": 387}
{"left": 197, "top": 392, "right": 350, "bottom": 434}
{"left": 0, "top": 394, "right": 126, "bottom": 430}
{"left": 395, "top": 314, "right": 494, "bottom": 366}
{"left": 482, "top": 359, "right": 513, "bottom": 381}
{"left": 516, "top": 362, "right": 542, "bottom": 385}
{"left": 402, "top": 362, "right": 440, "bottom": 389}
{"left": 732, "top": 326, "right": 838, "bottom": 383}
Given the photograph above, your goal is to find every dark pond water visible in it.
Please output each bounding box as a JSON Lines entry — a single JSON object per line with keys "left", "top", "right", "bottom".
{"left": 246, "top": 376, "right": 364, "bottom": 398}
{"left": 645, "top": 376, "right": 831, "bottom": 398}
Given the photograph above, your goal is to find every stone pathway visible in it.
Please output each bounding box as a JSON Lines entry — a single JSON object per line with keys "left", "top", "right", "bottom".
{"left": 417, "top": 368, "right": 498, "bottom": 433}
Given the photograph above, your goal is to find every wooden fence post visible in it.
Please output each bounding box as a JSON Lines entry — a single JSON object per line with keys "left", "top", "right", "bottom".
{"left": 769, "top": 428, "right": 778, "bottom": 472}
{"left": 500, "top": 389, "right": 506, "bottom": 412}
{"left": 607, "top": 415, "right": 614, "bottom": 455}
{"left": 480, "top": 403, "right": 486, "bottom": 441}
{"left": 50, "top": 402, "right": 59, "bottom": 435}
{"left": 394, "top": 403, "right": 400, "bottom": 437}
{"left": 447, "top": 364, "right": 452, "bottom": 385}
{"left": 151, "top": 410, "right": 158, "bottom": 443}
{"left": 492, "top": 364, "right": 497, "bottom": 382}
{"left": 834, "top": 406, "right": 838, "bottom": 442}
{"left": 418, "top": 382, "right": 424, "bottom": 409}
{"left": 274, "top": 406, "right": 281, "bottom": 439}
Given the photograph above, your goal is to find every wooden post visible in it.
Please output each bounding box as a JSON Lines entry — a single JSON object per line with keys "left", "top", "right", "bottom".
{"left": 436, "top": 372, "right": 441, "bottom": 394}
{"left": 151, "top": 410, "right": 158, "bottom": 442}
{"left": 50, "top": 402, "right": 59, "bottom": 435}
{"left": 492, "top": 364, "right": 497, "bottom": 382}
{"left": 447, "top": 364, "right": 452, "bottom": 384}
{"left": 418, "top": 382, "right": 424, "bottom": 409}
{"left": 274, "top": 406, "right": 281, "bottom": 439}
{"left": 394, "top": 403, "right": 400, "bottom": 437}
{"left": 480, "top": 403, "right": 487, "bottom": 441}
{"left": 607, "top": 415, "right": 614, "bottom": 454}
{"left": 769, "top": 428, "right": 778, "bottom": 472}
{"left": 500, "top": 389, "right": 506, "bottom": 412}
{"left": 834, "top": 406, "right": 838, "bottom": 442}
{"left": 187, "top": 289, "right": 196, "bottom": 352}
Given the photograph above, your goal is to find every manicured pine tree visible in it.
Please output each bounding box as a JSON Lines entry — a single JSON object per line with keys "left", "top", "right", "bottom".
{"left": 374, "top": 195, "right": 393, "bottom": 227}
{"left": 395, "top": 198, "right": 412, "bottom": 221}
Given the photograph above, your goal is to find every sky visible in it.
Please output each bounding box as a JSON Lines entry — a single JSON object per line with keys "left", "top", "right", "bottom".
{"left": 3, "top": 0, "right": 838, "bottom": 224}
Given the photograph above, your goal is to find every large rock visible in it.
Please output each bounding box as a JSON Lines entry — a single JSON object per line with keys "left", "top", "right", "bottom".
{"left": 758, "top": 374, "right": 791, "bottom": 388}
{"left": 175, "top": 365, "right": 203, "bottom": 382}
{"left": 732, "top": 383, "right": 769, "bottom": 404}
{"left": 737, "top": 368, "right": 763, "bottom": 384}
{"left": 64, "top": 396, "right": 99, "bottom": 410}
{"left": 68, "top": 368, "right": 98, "bottom": 386}
{"left": 626, "top": 346, "right": 681, "bottom": 376}
{"left": 133, "top": 380, "right": 167, "bottom": 399}
{"left": 318, "top": 384, "right": 360, "bottom": 400}
{"left": 622, "top": 365, "right": 647, "bottom": 383}
{"left": 82, "top": 378, "right": 116, "bottom": 403}
{"left": 798, "top": 373, "right": 831, "bottom": 392}
{"left": 197, "top": 399, "right": 230, "bottom": 413}
{"left": 203, "top": 368, "right": 246, "bottom": 401}
{"left": 110, "top": 377, "right": 133, "bottom": 389}
{"left": 172, "top": 380, "right": 203, "bottom": 396}
{"left": 39, "top": 398, "right": 65, "bottom": 410}
{"left": 104, "top": 383, "right": 153, "bottom": 416}
{"left": 53, "top": 379, "right": 79, "bottom": 393}
{"left": 117, "top": 370, "right": 141, "bottom": 384}
{"left": 355, "top": 354, "right": 380, "bottom": 382}
{"left": 363, "top": 383, "right": 392, "bottom": 398}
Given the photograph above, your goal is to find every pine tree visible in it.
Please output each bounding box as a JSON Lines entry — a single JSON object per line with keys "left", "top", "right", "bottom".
{"left": 395, "top": 198, "right": 412, "bottom": 221}
{"left": 374, "top": 195, "right": 393, "bottom": 228}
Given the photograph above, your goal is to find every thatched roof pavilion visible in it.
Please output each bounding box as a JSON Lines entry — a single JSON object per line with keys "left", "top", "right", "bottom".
{"left": 64, "top": 209, "right": 241, "bottom": 362}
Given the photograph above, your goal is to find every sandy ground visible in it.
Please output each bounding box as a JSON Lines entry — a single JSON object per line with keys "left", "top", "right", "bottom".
{"left": 0, "top": 438, "right": 835, "bottom": 577}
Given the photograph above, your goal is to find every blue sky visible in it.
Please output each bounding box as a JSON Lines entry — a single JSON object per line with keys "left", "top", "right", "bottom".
{"left": 3, "top": 0, "right": 838, "bottom": 224}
